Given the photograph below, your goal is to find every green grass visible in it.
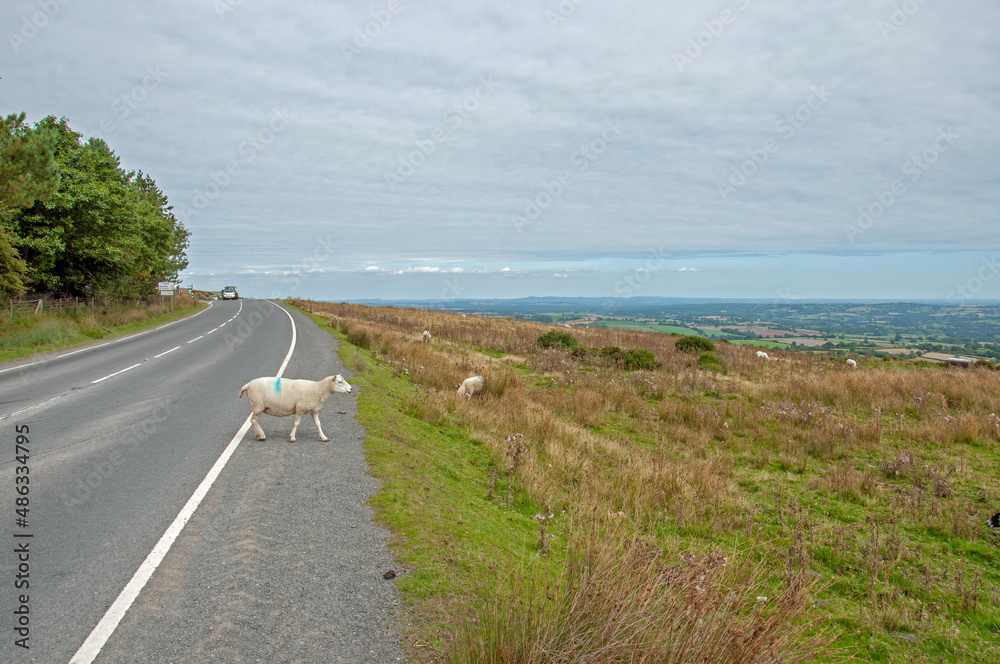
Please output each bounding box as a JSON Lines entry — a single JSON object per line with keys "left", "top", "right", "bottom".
{"left": 0, "top": 297, "right": 207, "bottom": 363}
{"left": 298, "top": 310, "right": 560, "bottom": 652}
{"left": 596, "top": 320, "right": 703, "bottom": 336}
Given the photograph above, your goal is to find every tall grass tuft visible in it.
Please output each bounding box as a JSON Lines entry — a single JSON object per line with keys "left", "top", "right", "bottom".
{"left": 449, "top": 536, "right": 832, "bottom": 664}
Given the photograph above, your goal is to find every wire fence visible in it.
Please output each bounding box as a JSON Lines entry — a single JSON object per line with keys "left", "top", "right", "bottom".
{"left": 5, "top": 296, "right": 175, "bottom": 316}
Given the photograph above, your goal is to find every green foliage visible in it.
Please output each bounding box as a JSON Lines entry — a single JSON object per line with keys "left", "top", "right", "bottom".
{"left": 537, "top": 329, "right": 580, "bottom": 350}
{"left": 600, "top": 345, "right": 660, "bottom": 371}
{"left": 675, "top": 334, "right": 715, "bottom": 354}
{"left": 4, "top": 115, "right": 189, "bottom": 299}
{"left": 697, "top": 350, "right": 726, "bottom": 372}
{"left": 623, "top": 348, "right": 660, "bottom": 371}
{"left": 0, "top": 112, "right": 60, "bottom": 297}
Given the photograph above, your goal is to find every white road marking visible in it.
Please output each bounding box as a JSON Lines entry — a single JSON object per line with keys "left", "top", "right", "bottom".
{"left": 90, "top": 363, "right": 142, "bottom": 384}
{"left": 153, "top": 346, "right": 181, "bottom": 359}
{"left": 186, "top": 335, "right": 204, "bottom": 344}
{"left": 70, "top": 300, "right": 298, "bottom": 664}
{"left": 0, "top": 395, "right": 62, "bottom": 421}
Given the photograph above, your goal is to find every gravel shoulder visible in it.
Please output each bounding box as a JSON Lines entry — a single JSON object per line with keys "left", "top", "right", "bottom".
{"left": 93, "top": 304, "right": 407, "bottom": 663}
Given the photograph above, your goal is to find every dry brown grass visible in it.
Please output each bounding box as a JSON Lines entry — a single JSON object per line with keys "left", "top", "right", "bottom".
{"left": 450, "top": 535, "right": 834, "bottom": 664}
{"left": 294, "top": 299, "right": 1000, "bottom": 663}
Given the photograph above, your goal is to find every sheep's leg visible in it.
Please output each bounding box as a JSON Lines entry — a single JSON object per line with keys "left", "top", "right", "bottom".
{"left": 250, "top": 411, "right": 266, "bottom": 440}
{"left": 312, "top": 412, "right": 329, "bottom": 442}
{"left": 289, "top": 414, "right": 302, "bottom": 442}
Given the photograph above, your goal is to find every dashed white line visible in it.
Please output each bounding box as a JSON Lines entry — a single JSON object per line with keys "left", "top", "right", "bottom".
{"left": 0, "top": 395, "right": 62, "bottom": 421}
{"left": 153, "top": 346, "right": 181, "bottom": 359}
{"left": 91, "top": 363, "right": 142, "bottom": 384}
{"left": 186, "top": 335, "right": 204, "bottom": 344}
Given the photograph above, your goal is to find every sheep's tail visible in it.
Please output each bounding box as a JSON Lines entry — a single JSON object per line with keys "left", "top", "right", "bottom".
{"left": 239, "top": 384, "right": 249, "bottom": 399}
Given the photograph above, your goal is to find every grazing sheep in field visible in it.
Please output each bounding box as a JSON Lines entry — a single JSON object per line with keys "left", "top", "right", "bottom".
{"left": 456, "top": 375, "right": 484, "bottom": 398}
{"left": 239, "top": 375, "right": 352, "bottom": 442}
{"left": 756, "top": 350, "right": 771, "bottom": 360}
{"left": 422, "top": 330, "right": 432, "bottom": 343}
{"left": 988, "top": 512, "right": 1000, "bottom": 528}
{"left": 846, "top": 358, "right": 857, "bottom": 368}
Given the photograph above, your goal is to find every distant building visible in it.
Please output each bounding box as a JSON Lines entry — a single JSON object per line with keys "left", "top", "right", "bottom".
{"left": 945, "top": 356, "right": 978, "bottom": 368}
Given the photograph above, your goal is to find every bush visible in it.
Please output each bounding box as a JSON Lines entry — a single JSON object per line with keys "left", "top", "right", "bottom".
{"left": 676, "top": 335, "right": 714, "bottom": 354}
{"left": 537, "top": 330, "right": 580, "bottom": 350}
{"left": 597, "top": 346, "right": 661, "bottom": 371}
{"left": 623, "top": 348, "right": 660, "bottom": 371}
{"left": 600, "top": 345, "right": 624, "bottom": 364}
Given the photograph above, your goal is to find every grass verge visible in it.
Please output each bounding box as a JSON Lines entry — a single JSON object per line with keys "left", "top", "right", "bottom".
{"left": 0, "top": 295, "right": 206, "bottom": 363}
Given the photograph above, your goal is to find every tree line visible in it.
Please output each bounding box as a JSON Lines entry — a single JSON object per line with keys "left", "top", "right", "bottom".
{"left": 0, "top": 113, "right": 189, "bottom": 300}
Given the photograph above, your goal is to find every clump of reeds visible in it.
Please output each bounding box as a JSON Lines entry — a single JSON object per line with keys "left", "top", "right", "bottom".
{"left": 448, "top": 536, "right": 834, "bottom": 664}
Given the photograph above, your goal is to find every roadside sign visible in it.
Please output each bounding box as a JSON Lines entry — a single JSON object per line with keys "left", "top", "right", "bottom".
{"left": 158, "top": 281, "right": 175, "bottom": 293}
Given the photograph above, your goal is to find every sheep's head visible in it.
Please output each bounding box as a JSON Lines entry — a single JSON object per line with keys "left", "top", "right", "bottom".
{"left": 329, "top": 374, "right": 353, "bottom": 394}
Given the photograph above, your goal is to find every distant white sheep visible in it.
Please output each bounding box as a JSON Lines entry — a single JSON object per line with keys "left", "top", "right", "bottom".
{"left": 239, "top": 375, "right": 352, "bottom": 442}
{"left": 422, "top": 330, "right": 432, "bottom": 343}
{"left": 846, "top": 358, "right": 857, "bottom": 368}
{"left": 456, "top": 375, "right": 484, "bottom": 398}
{"left": 756, "top": 350, "right": 771, "bottom": 360}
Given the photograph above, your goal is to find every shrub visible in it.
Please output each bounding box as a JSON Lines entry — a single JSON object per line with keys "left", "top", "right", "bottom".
{"left": 676, "top": 335, "right": 714, "bottom": 354}
{"left": 600, "top": 345, "right": 625, "bottom": 365}
{"left": 597, "top": 346, "right": 660, "bottom": 371}
{"left": 623, "top": 348, "right": 660, "bottom": 371}
{"left": 537, "top": 330, "right": 580, "bottom": 350}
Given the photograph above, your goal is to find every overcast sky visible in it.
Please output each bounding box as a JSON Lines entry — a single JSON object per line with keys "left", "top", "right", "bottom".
{"left": 3, "top": 0, "right": 998, "bottom": 302}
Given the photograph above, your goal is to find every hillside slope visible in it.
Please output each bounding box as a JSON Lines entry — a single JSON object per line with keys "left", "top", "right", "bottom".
{"left": 293, "top": 299, "right": 1000, "bottom": 664}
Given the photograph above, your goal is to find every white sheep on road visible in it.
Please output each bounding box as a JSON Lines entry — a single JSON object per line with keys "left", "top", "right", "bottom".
{"left": 846, "top": 358, "right": 857, "bottom": 368}
{"left": 456, "top": 375, "right": 484, "bottom": 398}
{"left": 239, "top": 374, "right": 352, "bottom": 442}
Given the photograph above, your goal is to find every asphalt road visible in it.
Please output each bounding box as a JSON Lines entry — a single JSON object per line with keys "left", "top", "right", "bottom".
{"left": 0, "top": 300, "right": 405, "bottom": 663}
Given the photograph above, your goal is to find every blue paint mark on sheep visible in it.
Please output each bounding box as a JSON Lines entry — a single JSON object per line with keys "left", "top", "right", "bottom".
{"left": 275, "top": 377, "right": 281, "bottom": 393}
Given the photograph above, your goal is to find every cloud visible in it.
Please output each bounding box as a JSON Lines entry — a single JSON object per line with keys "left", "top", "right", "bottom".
{"left": 6, "top": 0, "right": 996, "bottom": 300}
